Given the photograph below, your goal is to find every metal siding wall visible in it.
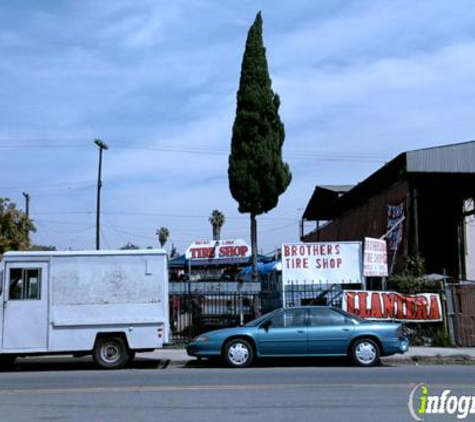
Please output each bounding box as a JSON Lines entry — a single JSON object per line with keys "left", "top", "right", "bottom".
{"left": 452, "top": 285, "right": 475, "bottom": 347}
{"left": 303, "top": 181, "right": 409, "bottom": 244}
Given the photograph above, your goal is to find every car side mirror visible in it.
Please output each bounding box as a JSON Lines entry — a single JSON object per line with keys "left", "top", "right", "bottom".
{"left": 260, "top": 320, "right": 272, "bottom": 331}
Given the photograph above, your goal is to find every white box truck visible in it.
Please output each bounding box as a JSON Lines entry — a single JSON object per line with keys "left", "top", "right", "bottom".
{"left": 0, "top": 249, "right": 169, "bottom": 369}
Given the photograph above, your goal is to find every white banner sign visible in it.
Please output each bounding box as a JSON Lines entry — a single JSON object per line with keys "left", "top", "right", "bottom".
{"left": 342, "top": 290, "right": 443, "bottom": 322}
{"left": 185, "top": 239, "right": 251, "bottom": 261}
{"left": 363, "top": 237, "right": 388, "bottom": 277}
{"left": 281, "top": 242, "right": 362, "bottom": 285}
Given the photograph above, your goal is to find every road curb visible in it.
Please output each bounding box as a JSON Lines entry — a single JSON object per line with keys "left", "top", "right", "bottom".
{"left": 383, "top": 355, "right": 475, "bottom": 366}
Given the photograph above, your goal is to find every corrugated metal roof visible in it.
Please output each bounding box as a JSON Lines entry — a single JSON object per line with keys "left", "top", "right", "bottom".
{"left": 407, "top": 140, "right": 475, "bottom": 173}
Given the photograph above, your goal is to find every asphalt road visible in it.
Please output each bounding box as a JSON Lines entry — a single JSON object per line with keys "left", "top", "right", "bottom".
{"left": 0, "top": 358, "right": 474, "bottom": 422}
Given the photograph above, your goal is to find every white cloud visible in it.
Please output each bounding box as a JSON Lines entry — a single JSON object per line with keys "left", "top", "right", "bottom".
{"left": 2, "top": 0, "right": 475, "bottom": 253}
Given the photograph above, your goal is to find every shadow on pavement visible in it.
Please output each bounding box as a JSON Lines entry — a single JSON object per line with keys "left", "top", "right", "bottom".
{"left": 183, "top": 356, "right": 395, "bottom": 369}
{"left": 0, "top": 357, "right": 167, "bottom": 372}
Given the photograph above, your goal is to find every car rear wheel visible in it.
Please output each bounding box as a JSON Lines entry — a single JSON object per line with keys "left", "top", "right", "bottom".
{"left": 224, "top": 338, "right": 254, "bottom": 368}
{"left": 351, "top": 338, "right": 380, "bottom": 367}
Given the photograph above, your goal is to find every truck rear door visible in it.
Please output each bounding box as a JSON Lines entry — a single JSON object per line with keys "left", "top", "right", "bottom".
{"left": 2, "top": 263, "right": 49, "bottom": 351}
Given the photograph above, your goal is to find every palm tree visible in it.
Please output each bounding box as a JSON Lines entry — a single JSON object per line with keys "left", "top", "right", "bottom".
{"left": 209, "top": 210, "right": 226, "bottom": 241}
{"left": 156, "top": 227, "right": 170, "bottom": 248}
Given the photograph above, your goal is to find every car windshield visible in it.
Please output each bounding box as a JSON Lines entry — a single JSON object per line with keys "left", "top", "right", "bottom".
{"left": 244, "top": 311, "right": 276, "bottom": 327}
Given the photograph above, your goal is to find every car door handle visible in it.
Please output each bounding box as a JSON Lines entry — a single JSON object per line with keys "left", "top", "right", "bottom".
{"left": 342, "top": 328, "right": 350, "bottom": 332}
{"left": 296, "top": 330, "right": 305, "bottom": 334}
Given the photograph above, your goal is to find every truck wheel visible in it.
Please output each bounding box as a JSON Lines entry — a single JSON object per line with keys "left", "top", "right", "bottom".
{"left": 351, "top": 338, "right": 380, "bottom": 367}
{"left": 93, "top": 337, "right": 130, "bottom": 369}
{"left": 224, "top": 338, "right": 254, "bottom": 368}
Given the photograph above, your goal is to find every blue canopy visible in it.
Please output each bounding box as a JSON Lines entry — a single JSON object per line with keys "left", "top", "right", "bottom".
{"left": 238, "top": 261, "right": 281, "bottom": 276}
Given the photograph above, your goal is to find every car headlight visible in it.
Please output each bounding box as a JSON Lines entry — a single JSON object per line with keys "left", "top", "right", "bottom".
{"left": 194, "top": 336, "right": 211, "bottom": 342}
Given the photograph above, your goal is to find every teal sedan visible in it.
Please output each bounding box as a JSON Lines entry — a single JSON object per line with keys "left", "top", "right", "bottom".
{"left": 186, "top": 306, "right": 409, "bottom": 367}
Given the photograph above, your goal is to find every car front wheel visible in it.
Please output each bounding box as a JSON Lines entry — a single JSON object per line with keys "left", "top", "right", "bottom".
{"left": 224, "top": 338, "right": 254, "bottom": 368}
{"left": 351, "top": 338, "right": 380, "bottom": 367}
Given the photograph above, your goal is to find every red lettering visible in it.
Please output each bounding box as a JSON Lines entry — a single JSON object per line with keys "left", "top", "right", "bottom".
{"left": 345, "top": 292, "right": 357, "bottom": 315}
{"left": 428, "top": 295, "right": 441, "bottom": 320}
{"left": 394, "top": 294, "right": 405, "bottom": 319}
{"left": 370, "top": 292, "right": 383, "bottom": 318}
{"left": 357, "top": 292, "right": 371, "bottom": 318}
{"left": 381, "top": 293, "right": 395, "bottom": 319}
{"left": 405, "top": 297, "right": 417, "bottom": 320}
{"left": 239, "top": 246, "right": 248, "bottom": 256}
{"left": 284, "top": 245, "right": 290, "bottom": 257}
{"left": 415, "top": 296, "right": 429, "bottom": 320}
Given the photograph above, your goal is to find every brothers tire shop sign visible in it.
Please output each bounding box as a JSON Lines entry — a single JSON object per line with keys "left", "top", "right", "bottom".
{"left": 282, "top": 242, "right": 363, "bottom": 285}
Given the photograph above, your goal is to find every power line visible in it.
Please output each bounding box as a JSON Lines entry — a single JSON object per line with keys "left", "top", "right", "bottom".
{"left": 0, "top": 180, "right": 95, "bottom": 191}
{"left": 0, "top": 139, "right": 388, "bottom": 163}
{"left": 31, "top": 210, "right": 296, "bottom": 221}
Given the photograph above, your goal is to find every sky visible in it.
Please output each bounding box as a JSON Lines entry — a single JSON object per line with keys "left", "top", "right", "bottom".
{"left": 1, "top": 0, "right": 475, "bottom": 255}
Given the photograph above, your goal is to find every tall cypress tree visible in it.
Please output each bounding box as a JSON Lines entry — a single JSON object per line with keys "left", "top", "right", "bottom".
{"left": 228, "top": 12, "right": 291, "bottom": 281}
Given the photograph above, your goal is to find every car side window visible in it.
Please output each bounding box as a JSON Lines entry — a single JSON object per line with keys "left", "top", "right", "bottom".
{"left": 309, "top": 308, "right": 347, "bottom": 326}
{"left": 271, "top": 309, "right": 307, "bottom": 328}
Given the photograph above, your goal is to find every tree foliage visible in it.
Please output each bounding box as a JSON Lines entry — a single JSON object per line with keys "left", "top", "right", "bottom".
{"left": 0, "top": 198, "right": 36, "bottom": 256}
{"left": 156, "top": 227, "right": 170, "bottom": 248}
{"left": 388, "top": 255, "right": 441, "bottom": 294}
{"left": 228, "top": 12, "right": 291, "bottom": 216}
{"left": 29, "top": 244, "right": 57, "bottom": 251}
{"left": 209, "top": 209, "right": 226, "bottom": 240}
{"left": 228, "top": 12, "right": 291, "bottom": 280}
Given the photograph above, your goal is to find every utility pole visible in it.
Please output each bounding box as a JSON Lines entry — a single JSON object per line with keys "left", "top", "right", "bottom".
{"left": 22, "top": 192, "right": 30, "bottom": 218}
{"left": 94, "top": 139, "right": 108, "bottom": 250}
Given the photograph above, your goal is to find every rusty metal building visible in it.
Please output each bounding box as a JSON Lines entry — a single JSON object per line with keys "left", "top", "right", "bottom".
{"left": 301, "top": 141, "right": 475, "bottom": 279}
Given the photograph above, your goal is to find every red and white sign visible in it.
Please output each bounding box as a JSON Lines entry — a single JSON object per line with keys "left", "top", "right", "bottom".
{"left": 342, "top": 290, "right": 443, "bottom": 322}
{"left": 185, "top": 239, "right": 251, "bottom": 261}
{"left": 363, "top": 237, "right": 388, "bottom": 277}
{"left": 281, "top": 242, "right": 362, "bottom": 285}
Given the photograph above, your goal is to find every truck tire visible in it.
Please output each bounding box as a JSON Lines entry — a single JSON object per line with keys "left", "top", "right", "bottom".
{"left": 93, "top": 337, "right": 130, "bottom": 369}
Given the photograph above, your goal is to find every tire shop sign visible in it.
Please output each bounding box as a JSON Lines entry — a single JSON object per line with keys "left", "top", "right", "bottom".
{"left": 342, "top": 290, "right": 443, "bottom": 322}
{"left": 281, "top": 242, "right": 363, "bottom": 285}
{"left": 363, "top": 237, "right": 388, "bottom": 277}
{"left": 185, "top": 239, "right": 251, "bottom": 263}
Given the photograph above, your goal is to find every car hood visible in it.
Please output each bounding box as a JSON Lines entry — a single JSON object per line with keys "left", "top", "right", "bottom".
{"left": 196, "top": 326, "right": 256, "bottom": 339}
